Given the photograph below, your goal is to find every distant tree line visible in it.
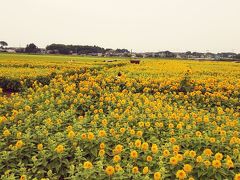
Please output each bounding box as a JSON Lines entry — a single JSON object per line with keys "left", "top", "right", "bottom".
{"left": 115, "top": 49, "right": 130, "bottom": 53}
{"left": 1, "top": 41, "right": 130, "bottom": 55}
{"left": 235, "top": 54, "right": 240, "bottom": 59}
{"left": 1, "top": 40, "right": 240, "bottom": 59}
{"left": 46, "top": 44, "right": 130, "bottom": 55}
{"left": 46, "top": 44, "right": 104, "bottom": 54}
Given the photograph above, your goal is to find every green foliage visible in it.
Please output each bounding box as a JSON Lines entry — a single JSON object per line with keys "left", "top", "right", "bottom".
{"left": 179, "top": 70, "right": 195, "bottom": 93}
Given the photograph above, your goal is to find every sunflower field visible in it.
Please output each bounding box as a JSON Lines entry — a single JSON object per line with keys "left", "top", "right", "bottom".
{"left": 0, "top": 54, "right": 240, "bottom": 180}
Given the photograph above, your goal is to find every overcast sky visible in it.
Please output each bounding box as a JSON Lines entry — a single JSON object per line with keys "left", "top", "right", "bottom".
{"left": 1, "top": 0, "right": 240, "bottom": 53}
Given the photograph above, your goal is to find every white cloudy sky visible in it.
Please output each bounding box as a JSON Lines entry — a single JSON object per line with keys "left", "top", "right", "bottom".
{"left": 0, "top": 0, "right": 240, "bottom": 53}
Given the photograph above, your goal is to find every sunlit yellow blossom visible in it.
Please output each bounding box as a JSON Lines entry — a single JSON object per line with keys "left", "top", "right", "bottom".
{"left": 83, "top": 161, "right": 93, "bottom": 169}
{"left": 151, "top": 144, "right": 158, "bottom": 154}
{"left": 210, "top": 137, "right": 216, "bottom": 143}
{"left": 115, "top": 144, "right": 123, "bottom": 154}
{"left": 177, "top": 123, "right": 182, "bottom": 129}
{"left": 173, "top": 145, "right": 180, "bottom": 152}
{"left": 55, "top": 144, "right": 64, "bottom": 153}
{"left": 168, "top": 123, "right": 174, "bottom": 129}
{"left": 215, "top": 153, "right": 223, "bottom": 160}
{"left": 163, "top": 149, "right": 170, "bottom": 157}
{"left": 98, "top": 130, "right": 106, "bottom": 137}
{"left": 113, "top": 155, "right": 121, "bottom": 163}
{"left": 115, "top": 164, "right": 122, "bottom": 172}
{"left": 20, "top": 175, "right": 27, "bottom": 180}
{"left": 226, "top": 160, "right": 234, "bottom": 169}
{"left": 102, "top": 119, "right": 108, "bottom": 126}
{"left": 183, "top": 150, "right": 189, "bottom": 157}
{"left": 138, "top": 121, "right": 144, "bottom": 127}
{"left": 195, "top": 131, "right": 202, "bottom": 137}
{"left": 100, "top": 143, "right": 105, "bottom": 149}
{"left": 88, "top": 132, "right": 95, "bottom": 140}
{"left": 170, "top": 156, "right": 178, "bottom": 165}
{"left": 203, "top": 149, "right": 213, "bottom": 156}
{"left": 135, "top": 139, "right": 142, "bottom": 148}
{"left": 146, "top": 155, "right": 153, "bottom": 162}
{"left": 141, "top": 142, "right": 149, "bottom": 151}
{"left": 81, "top": 133, "right": 87, "bottom": 140}
{"left": 145, "top": 122, "right": 151, "bottom": 127}
{"left": 25, "top": 105, "right": 31, "bottom": 111}
{"left": 234, "top": 173, "right": 240, "bottom": 180}
{"left": 16, "top": 132, "right": 22, "bottom": 139}
{"left": 3, "top": 129, "right": 11, "bottom": 137}
{"left": 204, "top": 160, "right": 211, "bottom": 167}
{"left": 142, "top": 166, "right": 149, "bottom": 174}
{"left": 105, "top": 166, "right": 115, "bottom": 176}
{"left": 136, "top": 130, "right": 143, "bottom": 137}
{"left": 130, "top": 150, "right": 138, "bottom": 159}
{"left": 176, "top": 154, "right": 183, "bottom": 161}
{"left": 37, "top": 144, "right": 43, "bottom": 151}
{"left": 99, "top": 149, "right": 105, "bottom": 157}
{"left": 212, "top": 159, "right": 221, "bottom": 168}
{"left": 16, "top": 140, "right": 23, "bottom": 149}
{"left": 183, "top": 164, "right": 193, "bottom": 173}
{"left": 159, "top": 122, "right": 164, "bottom": 128}
{"left": 189, "top": 150, "right": 196, "bottom": 158}
{"left": 196, "top": 156, "right": 203, "bottom": 163}
{"left": 170, "top": 137, "right": 176, "bottom": 144}
{"left": 154, "top": 172, "right": 161, "bottom": 180}
{"left": 120, "top": 128, "right": 126, "bottom": 134}
{"left": 132, "top": 166, "right": 139, "bottom": 174}
{"left": 67, "top": 130, "right": 75, "bottom": 139}
{"left": 176, "top": 170, "right": 187, "bottom": 180}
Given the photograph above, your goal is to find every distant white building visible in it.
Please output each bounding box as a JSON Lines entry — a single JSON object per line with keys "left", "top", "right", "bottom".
{"left": 6, "top": 49, "right": 16, "bottom": 53}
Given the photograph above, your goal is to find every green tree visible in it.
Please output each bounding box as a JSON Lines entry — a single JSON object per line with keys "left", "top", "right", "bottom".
{"left": 25, "top": 43, "right": 39, "bottom": 53}
{"left": 0, "top": 41, "right": 8, "bottom": 49}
